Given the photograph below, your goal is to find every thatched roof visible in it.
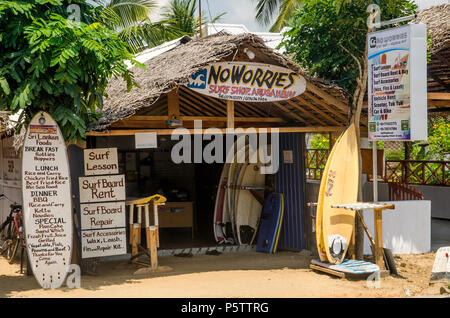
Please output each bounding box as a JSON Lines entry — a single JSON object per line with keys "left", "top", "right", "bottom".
{"left": 413, "top": 3, "right": 450, "bottom": 55}
{"left": 414, "top": 4, "right": 450, "bottom": 94}
{"left": 91, "top": 32, "right": 350, "bottom": 131}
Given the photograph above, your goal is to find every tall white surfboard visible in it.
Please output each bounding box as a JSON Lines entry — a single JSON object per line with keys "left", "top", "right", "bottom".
{"left": 22, "top": 112, "right": 73, "bottom": 289}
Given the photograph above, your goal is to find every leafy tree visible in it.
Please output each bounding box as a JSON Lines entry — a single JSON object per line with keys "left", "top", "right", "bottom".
{"left": 161, "top": 0, "right": 225, "bottom": 35}
{"left": 280, "top": 0, "right": 417, "bottom": 94}
{"left": 0, "top": 0, "right": 142, "bottom": 141}
{"left": 253, "top": 0, "right": 304, "bottom": 32}
{"left": 93, "top": 0, "right": 185, "bottom": 52}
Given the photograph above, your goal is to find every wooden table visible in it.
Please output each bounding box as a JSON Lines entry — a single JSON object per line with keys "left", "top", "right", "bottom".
{"left": 331, "top": 202, "right": 395, "bottom": 268}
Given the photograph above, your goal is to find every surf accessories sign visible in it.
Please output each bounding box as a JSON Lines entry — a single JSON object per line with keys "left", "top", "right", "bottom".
{"left": 22, "top": 112, "right": 73, "bottom": 289}
{"left": 367, "top": 24, "right": 427, "bottom": 141}
{"left": 186, "top": 61, "right": 306, "bottom": 102}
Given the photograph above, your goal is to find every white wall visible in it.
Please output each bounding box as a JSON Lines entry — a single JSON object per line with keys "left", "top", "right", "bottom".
{"left": 362, "top": 200, "right": 431, "bottom": 255}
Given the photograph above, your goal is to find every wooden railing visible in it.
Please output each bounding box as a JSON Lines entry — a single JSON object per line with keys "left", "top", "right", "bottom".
{"left": 305, "top": 151, "right": 449, "bottom": 187}
{"left": 384, "top": 160, "right": 449, "bottom": 186}
{"left": 306, "top": 149, "right": 329, "bottom": 180}
{"left": 388, "top": 182, "right": 424, "bottom": 200}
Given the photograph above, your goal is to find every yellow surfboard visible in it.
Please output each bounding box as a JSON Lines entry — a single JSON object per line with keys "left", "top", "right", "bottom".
{"left": 315, "top": 134, "right": 342, "bottom": 261}
{"left": 321, "top": 123, "right": 359, "bottom": 264}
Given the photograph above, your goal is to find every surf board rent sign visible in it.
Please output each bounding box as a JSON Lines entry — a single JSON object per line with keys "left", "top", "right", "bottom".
{"left": 79, "top": 148, "right": 127, "bottom": 258}
{"left": 367, "top": 24, "right": 427, "bottom": 141}
{"left": 22, "top": 112, "right": 73, "bottom": 289}
{"left": 186, "top": 61, "right": 306, "bottom": 102}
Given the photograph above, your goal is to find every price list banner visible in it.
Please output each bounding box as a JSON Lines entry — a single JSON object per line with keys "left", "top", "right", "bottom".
{"left": 367, "top": 24, "right": 427, "bottom": 141}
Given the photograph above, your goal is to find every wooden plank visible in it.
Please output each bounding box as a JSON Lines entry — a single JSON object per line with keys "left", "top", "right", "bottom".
{"left": 294, "top": 96, "right": 342, "bottom": 126}
{"left": 303, "top": 92, "right": 348, "bottom": 122}
{"left": 180, "top": 94, "right": 221, "bottom": 117}
{"left": 86, "top": 126, "right": 346, "bottom": 136}
{"left": 167, "top": 89, "right": 181, "bottom": 119}
{"left": 306, "top": 82, "right": 350, "bottom": 114}
{"left": 272, "top": 102, "right": 307, "bottom": 123}
{"left": 285, "top": 99, "right": 328, "bottom": 126}
{"left": 374, "top": 208, "right": 384, "bottom": 269}
{"left": 428, "top": 92, "right": 450, "bottom": 100}
{"left": 310, "top": 264, "right": 346, "bottom": 278}
{"left": 428, "top": 69, "right": 450, "bottom": 91}
{"left": 180, "top": 86, "right": 229, "bottom": 116}
{"left": 227, "top": 100, "right": 234, "bottom": 129}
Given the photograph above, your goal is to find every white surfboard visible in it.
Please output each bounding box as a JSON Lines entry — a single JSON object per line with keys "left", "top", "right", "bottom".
{"left": 235, "top": 148, "right": 265, "bottom": 245}
{"left": 22, "top": 112, "right": 73, "bottom": 289}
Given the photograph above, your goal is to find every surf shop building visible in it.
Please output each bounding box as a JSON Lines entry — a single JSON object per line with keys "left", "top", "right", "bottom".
{"left": 74, "top": 32, "right": 357, "bottom": 259}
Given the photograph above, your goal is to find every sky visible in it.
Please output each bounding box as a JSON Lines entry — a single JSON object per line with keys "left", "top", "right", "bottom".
{"left": 108, "top": 0, "right": 450, "bottom": 34}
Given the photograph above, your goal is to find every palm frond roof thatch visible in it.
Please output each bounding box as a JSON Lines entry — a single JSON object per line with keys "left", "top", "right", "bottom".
{"left": 93, "top": 32, "right": 350, "bottom": 131}
{"left": 413, "top": 3, "right": 450, "bottom": 55}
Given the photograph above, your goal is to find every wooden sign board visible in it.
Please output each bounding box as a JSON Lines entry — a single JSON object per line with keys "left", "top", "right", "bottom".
{"left": 22, "top": 112, "right": 73, "bottom": 289}
{"left": 79, "top": 175, "right": 125, "bottom": 203}
{"left": 81, "top": 228, "right": 127, "bottom": 258}
{"left": 361, "top": 148, "right": 385, "bottom": 178}
{"left": 186, "top": 61, "right": 306, "bottom": 102}
{"left": 80, "top": 202, "right": 126, "bottom": 230}
{"left": 84, "top": 148, "right": 118, "bottom": 175}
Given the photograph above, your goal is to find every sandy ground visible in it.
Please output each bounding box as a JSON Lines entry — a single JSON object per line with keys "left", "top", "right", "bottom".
{"left": 0, "top": 250, "right": 448, "bottom": 298}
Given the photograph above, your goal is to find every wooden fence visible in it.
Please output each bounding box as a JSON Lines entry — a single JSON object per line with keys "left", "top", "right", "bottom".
{"left": 305, "top": 150, "right": 449, "bottom": 187}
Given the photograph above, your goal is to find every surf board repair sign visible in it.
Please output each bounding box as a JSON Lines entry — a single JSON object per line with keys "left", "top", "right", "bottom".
{"left": 367, "top": 23, "right": 427, "bottom": 141}
{"left": 22, "top": 112, "right": 73, "bottom": 289}
{"left": 186, "top": 61, "right": 306, "bottom": 102}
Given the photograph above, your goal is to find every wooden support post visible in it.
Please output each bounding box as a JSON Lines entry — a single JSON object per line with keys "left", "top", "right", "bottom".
{"left": 168, "top": 89, "right": 181, "bottom": 120}
{"left": 374, "top": 208, "right": 384, "bottom": 268}
{"left": 227, "top": 100, "right": 234, "bottom": 129}
{"left": 153, "top": 201, "right": 160, "bottom": 248}
{"left": 148, "top": 226, "right": 158, "bottom": 270}
{"left": 131, "top": 224, "right": 140, "bottom": 263}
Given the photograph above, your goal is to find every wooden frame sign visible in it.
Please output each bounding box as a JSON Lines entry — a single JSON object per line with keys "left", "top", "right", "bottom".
{"left": 186, "top": 61, "right": 306, "bottom": 102}
{"left": 79, "top": 148, "right": 127, "bottom": 258}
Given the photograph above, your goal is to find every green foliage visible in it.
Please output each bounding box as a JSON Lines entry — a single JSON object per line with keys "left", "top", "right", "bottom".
{"left": 254, "top": 0, "right": 304, "bottom": 32}
{"left": 0, "top": 0, "right": 140, "bottom": 141}
{"left": 162, "top": 0, "right": 226, "bottom": 35}
{"left": 280, "top": 0, "right": 417, "bottom": 93}
{"left": 410, "top": 116, "right": 450, "bottom": 161}
{"left": 309, "top": 133, "right": 329, "bottom": 149}
{"left": 93, "top": 0, "right": 185, "bottom": 52}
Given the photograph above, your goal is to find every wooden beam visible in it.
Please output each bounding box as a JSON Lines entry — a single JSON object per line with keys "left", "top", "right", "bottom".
{"left": 272, "top": 101, "right": 307, "bottom": 123}
{"left": 286, "top": 98, "right": 329, "bottom": 126}
{"left": 302, "top": 92, "right": 348, "bottom": 123}
{"left": 86, "top": 126, "right": 347, "bottom": 137}
{"left": 227, "top": 100, "right": 234, "bottom": 129}
{"left": 306, "top": 82, "right": 350, "bottom": 114}
{"left": 124, "top": 116, "right": 284, "bottom": 123}
{"left": 167, "top": 89, "right": 180, "bottom": 120}
{"left": 428, "top": 92, "right": 450, "bottom": 100}
{"left": 428, "top": 69, "right": 450, "bottom": 91}
{"left": 435, "top": 52, "right": 450, "bottom": 69}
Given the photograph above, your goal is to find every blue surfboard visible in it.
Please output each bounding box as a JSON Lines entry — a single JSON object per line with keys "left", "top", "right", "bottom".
{"left": 256, "top": 193, "right": 283, "bottom": 253}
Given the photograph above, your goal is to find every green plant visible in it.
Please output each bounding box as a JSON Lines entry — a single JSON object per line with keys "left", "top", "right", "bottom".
{"left": 0, "top": 0, "right": 142, "bottom": 142}
{"left": 280, "top": 0, "right": 417, "bottom": 94}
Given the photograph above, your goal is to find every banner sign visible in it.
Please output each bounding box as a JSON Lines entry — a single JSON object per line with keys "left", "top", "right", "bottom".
{"left": 186, "top": 61, "right": 306, "bottom": 102}
{"left": 22, "top": 112, "right": 72, "bottom": 289}
{"left": 367, "top": 24, "right": 427, "bottom": 141}
{"left": 80, "top": 147, "right": 127, "bottom": 258}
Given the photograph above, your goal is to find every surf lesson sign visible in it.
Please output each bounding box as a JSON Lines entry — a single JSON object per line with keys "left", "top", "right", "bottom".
{"left": 79, "top": 148, "right": 127, "bottom": 258}
{"left": 367, "top": 24, "right": 427, "bottom": 141}
{"left": 186, "top": 61, "right": 306, "bottom": 102}
{"left": 22, "top": 112, "right": 73, "bottom": 289}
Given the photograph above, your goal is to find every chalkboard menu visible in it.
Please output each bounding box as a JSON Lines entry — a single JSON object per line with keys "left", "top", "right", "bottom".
{"left": 79, "top": 148, "right": 127, "bottom": 258}
{"left": 22, "top": 112, "right": 73, "bottom": 289}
